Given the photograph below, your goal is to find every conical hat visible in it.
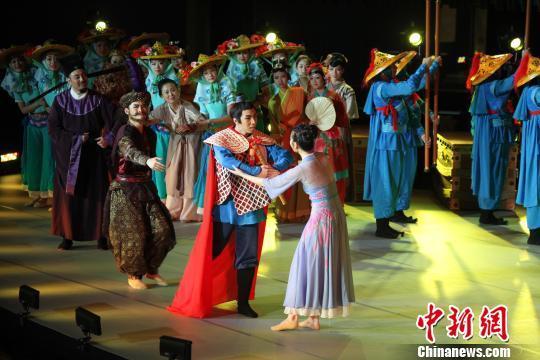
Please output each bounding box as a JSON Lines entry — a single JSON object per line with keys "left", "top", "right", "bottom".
{"left": 225, "top": 34, "right": 265, "bottom": 53}
{"left": 260, "top": 37, "right": 304, "bottom": 58}
{"left": 362, "top": 49, "right": 408, "bottom": 86}
{"left": 189, "top": 54, "right": 226, "bottom": 80}
{"left": 127, "top": 33, "right": 170, "bottom": 51}
{"left": 468, "top": 53, "right": 512, "bottom": 86}
{"left": 395, "top": 51, "right": 417, "bottom": 75}
{"left": 305, "top": 97, "right": 336, "bottom": 131}
{"left": 515, "top": 53, "right": 540, "bottom": 88}
{"left": 0, "top": 44, "right": 32, "bottom": 68}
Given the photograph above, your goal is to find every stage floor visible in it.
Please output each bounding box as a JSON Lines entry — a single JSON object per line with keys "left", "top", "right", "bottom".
{"left": 1, "top": 174, "right": 540, "bottom": 359}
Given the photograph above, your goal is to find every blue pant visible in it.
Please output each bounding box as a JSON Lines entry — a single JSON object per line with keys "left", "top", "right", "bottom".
{"left": 212, "top": 222, "right": 259, "bottom": 269}
{"left": 527, "top": 206, "right": 540, "bottom": 230}
{"left": 396, "top": 147, "right": 417, "bottom": 211}
{"left": 371, "top": 149, "right": 405, "bottom": 219}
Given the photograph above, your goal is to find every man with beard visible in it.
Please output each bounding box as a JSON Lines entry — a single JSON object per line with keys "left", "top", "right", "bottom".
{"left": 103, "top": 91, "right": 176, "bottom": 289}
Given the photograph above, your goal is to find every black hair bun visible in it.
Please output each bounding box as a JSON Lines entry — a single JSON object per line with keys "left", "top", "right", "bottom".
{"left": 292, "top": 123, "right": 319, "bottom": 151}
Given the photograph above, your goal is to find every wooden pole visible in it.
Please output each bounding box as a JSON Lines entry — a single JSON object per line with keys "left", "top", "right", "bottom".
{"left": 424, "top": 0, "right": 432, "bottom": 172}
{"left": 432, "top": 0, "right": 441, "bottom": 166}
{"left": 524, "top": 0, "right": 531, "bottom": 49}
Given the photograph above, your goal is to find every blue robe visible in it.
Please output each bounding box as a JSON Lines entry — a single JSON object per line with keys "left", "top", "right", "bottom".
{"left": 470, "top": 75, "right": 516, "bottom": 210}
{"left": 513, "top": 85, "right": 540, "bottom": 230}
{"left": 363, "top": 63, "right": 426, "bottom": 219}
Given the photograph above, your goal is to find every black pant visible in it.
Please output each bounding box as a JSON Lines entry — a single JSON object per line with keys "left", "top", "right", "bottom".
{"left": 212, "top": 221, "right": 259, "bottom": 269}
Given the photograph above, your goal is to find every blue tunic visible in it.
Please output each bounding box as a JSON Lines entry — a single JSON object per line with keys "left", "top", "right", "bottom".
{"left": 212, "top": 143, "right": 293, "bottom": 225}
{"left": 513, "top": 85, "right": 540, "bottom": 229}
{"left": 363, "top": 63, "right": 426, "bottom": 219}
{"left": 470, "top": 75, "right": 515, "bottom": 210}
{"left": 396, "top": 61, "right": 439, "bottom": 211}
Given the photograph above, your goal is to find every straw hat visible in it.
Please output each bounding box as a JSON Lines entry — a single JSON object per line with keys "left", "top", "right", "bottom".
{"left": 259, "top": 37, "right": 304, "bottom": 58}
{"left": 395, "top": 51, "right": 417, "bottom": 75}
{"left": 127, "top": 32, "right": 170, "bottom": 51}
{"left": 466, "top": 52, "right": 512, "bottom": 90}
{"left": 77, "top": 27, "right": 125, "bottom": 44}
{"left": 0, "top": 44, "right": 32, "bottom": 68}
{"left": 305, "top": 97, "right": 336, "bottom": 131}
{"left": 133, "top": 41, "right": 183, "bottom": 60}
{"left": 216, "top": 34, "right": 265, "bottom": 55}
{"left": 31, "top": 40, "right": 74, "bottom": 61}
{"left": 514, "top": 52, "right": 540, "bottom": 88}
{"left": 189, "top": 54, "right": 226, "bottom": 80}
{"left": 362, "top": 49, "right": 408, "bottom": 86}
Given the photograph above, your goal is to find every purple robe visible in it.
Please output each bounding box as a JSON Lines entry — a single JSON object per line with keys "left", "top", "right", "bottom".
{"left": 48, "top": 89, "right": 116, "bottom": 241}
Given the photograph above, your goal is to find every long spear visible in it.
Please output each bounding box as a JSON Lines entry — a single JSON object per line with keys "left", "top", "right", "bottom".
{"left": 432, "top": 0, "right": 441, "bottom": 166}
{"left": 424, "top": 0, "right": 432, "bottom": 172}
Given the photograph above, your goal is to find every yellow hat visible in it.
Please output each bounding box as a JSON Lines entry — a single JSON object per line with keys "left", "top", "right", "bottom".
{"left": 216, "top": 34, "right": 265, "bottom": 54}
{"left": 466, "top": 53, "right": 512, "bottom": 89}
{"left": 395, "top": 51, "right": 417, "bottom": 75}
{"left": 259, "top": 37, "right": 304, "bottom": 58}
{"left": 189, "top": 54, "right": 227, "bottom": 80}
{"left": 514, "top": 52, "right": 540, "bottom": 88}
{"left": 362, "top": 49, "right": 407, "bottom": 86}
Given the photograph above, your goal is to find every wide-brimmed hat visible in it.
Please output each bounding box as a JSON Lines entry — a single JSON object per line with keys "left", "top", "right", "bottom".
{"left": 362, "top": 49, "right": 407, "bottom": 86}
{"left": 395, "top": 51, "right": 417, "bottom": 75}
{"left": 0, "top": 44, "right": 33, "bottom": 68}
{"left": 77, "top": 27, "right": 125, "bottom": 44}
{"left": 258, "top": 37, "right": 304, "bottom": 58}
{"left": 514, "top": 52, "right": 540, "bottom": 88}
{"left": 133, "top": 41, "right": 183, "bottom": 60}
{"left": 189, "top": 54, "right": 226, "bottom": 80}
{"left": 126, "top": 32, "right": 170, "bottom": 51}
{"left": 31, "top": 40, "right": 74, "bottom": 61}
{"left": 305, "top": 97, "right": 336, "bottom": 131}
{"left": 466, "top": 52, "right": 512, "bottom": 90}
{"left": 216, "top": 34, "right": 265, "bottom": 55}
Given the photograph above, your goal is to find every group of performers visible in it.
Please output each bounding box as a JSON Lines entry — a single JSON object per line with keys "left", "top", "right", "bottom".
{"left": 1, "top": 25, "right": 539, "bottom": 329}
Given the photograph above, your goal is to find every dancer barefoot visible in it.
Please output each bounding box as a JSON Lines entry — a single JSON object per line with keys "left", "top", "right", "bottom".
{"left": 230, "top": 124, "right": 355, "bottom": 331}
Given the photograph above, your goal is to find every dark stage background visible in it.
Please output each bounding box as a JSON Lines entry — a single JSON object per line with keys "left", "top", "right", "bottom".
{"left": 0, "top": 0, "right": 537, "bottom": 167}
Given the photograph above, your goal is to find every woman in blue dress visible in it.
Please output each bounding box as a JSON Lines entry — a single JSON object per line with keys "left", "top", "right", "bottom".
{"left": 230, "top": 124, "right": 355, "bottom": 331}
{"left": 190, "top": 54, "right": 235, "bottom": 213}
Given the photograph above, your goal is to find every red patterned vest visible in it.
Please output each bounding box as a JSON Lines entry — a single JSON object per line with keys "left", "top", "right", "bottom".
{"left": 204, "top": 127, "right": 276, "bottom": 215}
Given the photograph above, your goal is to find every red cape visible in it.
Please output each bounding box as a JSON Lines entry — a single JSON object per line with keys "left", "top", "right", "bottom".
{"left": 167, "top": 149, "right": 267, "bottom": 318}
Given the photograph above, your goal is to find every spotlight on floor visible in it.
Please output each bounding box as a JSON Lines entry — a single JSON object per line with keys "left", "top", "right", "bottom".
{"left": 75, "top": 307, "right": 101, "bottom": 350}
{"left": 19, "top": 285, "right": 39, "bottom": 316}
{"left": 160, "top": 335, "right": 192, "bottom": 360}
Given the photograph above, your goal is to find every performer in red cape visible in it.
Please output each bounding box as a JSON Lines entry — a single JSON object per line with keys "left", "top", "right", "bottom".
{"left": 168, "top": 101, "right": 293, "bottom": 318}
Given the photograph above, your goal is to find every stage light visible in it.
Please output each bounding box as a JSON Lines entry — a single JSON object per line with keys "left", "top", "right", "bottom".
{"left": 510, "top": 37, "right": 523, "bottom": 51}
{"left": 75, "top": 306, "right": 101, "bottom": 349}
{"left": 457, "top": 56, "right": 466, "bottom": 64}
{"left": 266, "top": 32, "right": 277, "bottom": 44}
{"left": 267, "top": 123, "right": 272, "bottom": 132}
{"left": 160, "top": 335, "right": 192, "bottom": 360}
{"left": 95, "top": 20, "right": 108, "bottom": 32}
{"left": 409, "top": 32, "right": 423, "bottom": 47}
{"left": 1, "top": 152, "right": 18, "bottom": 163}
{"left": 19, "top": 285, "right": 39, "bottom": 316}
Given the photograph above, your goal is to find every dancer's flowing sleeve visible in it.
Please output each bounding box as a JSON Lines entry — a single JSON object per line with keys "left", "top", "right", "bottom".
{"left": 380, "top": 63, "right": 427, "bottom": 98}
{"left": 263, "top": 164, "right": 303, "bottom": 200}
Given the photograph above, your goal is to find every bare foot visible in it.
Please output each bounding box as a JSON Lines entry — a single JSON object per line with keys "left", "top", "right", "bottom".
{"left": 271, "top": 318, "right": 298, "bottom": 331}
{"left": 299, "top": 318, "right": 320, "bottom": 330}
